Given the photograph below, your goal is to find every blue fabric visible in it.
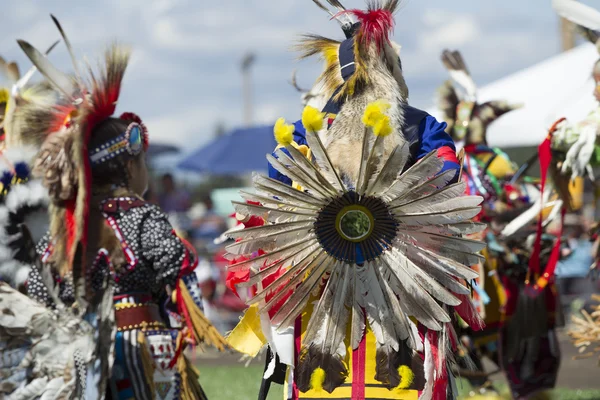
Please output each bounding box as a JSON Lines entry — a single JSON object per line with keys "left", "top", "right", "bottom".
{"left": 339, "top": 38, "right": 356, "bottom": 81}
{"left": 178, "top": 125, "right": 277, "bottom": 175}
{"left": 112, "top": 332, "right": 135, "bottom": 399}
{"left": 557, "top": 240, "right": 593, "bottom": 278}
{"left": 415, "top": 115, "right": 459, "bottom": 180}
{"left": 268, "top": 121, "right": 308, "bottom": 185}
{"left": 415, "top": 115, "right": 455, "bottom": 159}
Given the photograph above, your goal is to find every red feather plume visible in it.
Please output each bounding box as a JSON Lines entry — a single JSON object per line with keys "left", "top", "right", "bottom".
{"left": 342, "top": 7, "right": 394, "bottom": 50}
{"left": 66, "top": 46, "right": 130, "bottom": 274}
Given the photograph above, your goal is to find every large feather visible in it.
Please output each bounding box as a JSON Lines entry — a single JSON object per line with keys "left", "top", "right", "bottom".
{"left": 253, "top": 173, "right": 326, "bottom": 208}
{"left": 366, "top": 142, "right": 410, "bottom": 196}
{"left": 371, "top": 262, "right": 417, "bottom": 347}
{"left": 273, "top": 149, "right": 336, "bottom": 196}
{"left": 17, "top": 40, "right": 77, "bottom": 99}
{"left": 296, "top": 263, "right": 350, "bottom": 393}
{"left": 232, "top": 201, "right": 315, "bottom": 224}
{"left": 239, "top": 190, "right": 319, "bottom": 211}
{"left": 391, "top": 181, "right": 468, "bottom": 209}
{"left": 254, "top": 250, "right": 326, "bottom": 311}
{"left": 387, "top": 168, "right": 459, "bottom": 207}
{"left": 355, "top": 127, "right": 372, "bottom": 191}
{"left": 227, "top": 237, "right": 319, "bottom": 273}
{"left": 387, "top": 244, "right": 462, "bottom": 306}
{"left": 284, "top": 144, "right": 340, "bottom": 194}
{"left": 412, "top": 221, "right": 487, "bottom": 237}
{"left": 51, "top": 15, "right": 84, "bottom": 90}
{"left": 405, "top": 246, "right": 472, "bottom": 295}
{"left": 394, "top": 206, "right": 482, "bottom": 226}
{"left": 358, "top": 263, "right": 400, "bottom": 350}
{"left": 441, "top": 50, "right": 477, "bottom": 99}
{"left": 399, "top": 230, "right": 486, "bottom": 255}
{"left": 383, "top": 151, "right": 444, "bottom": 202}
{"left": 360, "top": 134, "right": 386, "bottom": 194}
{"left": 267, "top": 154, "right": 332, "bottom": 200}
{"left": 271, "top": 255, "right": 333, "bottom": 328}
{"left": 382, "top": 250, "right": 449, "bottom": 330}
{"left": 394, "top": 194, "right": 483, "bottom": 216}
{"left": 304, "top": 130, "right": 346, "bottom": 191}
{"left": 227, "top": 220, "right": 314, "bottom": 241}
{"left": 14, "top": 40, "right": 60, "bottom": 94}
{"left": 226, "top": 225, "right": 314, "bottom": 256}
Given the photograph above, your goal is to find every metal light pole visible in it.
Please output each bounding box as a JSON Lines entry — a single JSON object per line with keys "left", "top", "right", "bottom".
{"left": 241, "top": 53, "right": 256, "bottom": 126}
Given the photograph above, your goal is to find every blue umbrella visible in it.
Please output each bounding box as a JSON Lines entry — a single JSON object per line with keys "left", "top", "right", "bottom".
{"left": 177, "top": 125, "right": 276, "bottom": 175}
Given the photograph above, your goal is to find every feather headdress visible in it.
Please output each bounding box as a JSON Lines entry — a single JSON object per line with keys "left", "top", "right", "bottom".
{"left": 228, "top": 103, "right": 485, "bottom": 393}
{"left": 0, "top": 41, "right": 60, "bottom": 149}
{"left": 297, "top": 0, "right": 410, "bottom": 185}
{"left": 18, "top": 16, "right": 131, "bottom": 282}
{"left": 437, "top": 50, "right": 522, "bottom": 145}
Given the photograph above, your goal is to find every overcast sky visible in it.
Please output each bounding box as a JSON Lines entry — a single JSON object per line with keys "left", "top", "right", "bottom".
{"left": 0, "top": 0, "right": 591, "bottom": 152}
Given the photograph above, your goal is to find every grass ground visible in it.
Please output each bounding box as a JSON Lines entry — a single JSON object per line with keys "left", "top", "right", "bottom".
{"left": 196, "top": 364, "right": 600, "bottom": 400}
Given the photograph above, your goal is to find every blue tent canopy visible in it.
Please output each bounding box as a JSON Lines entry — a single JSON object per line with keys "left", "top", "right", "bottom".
{"left": 177, "top": 125, "right": 276, "bottom": 175}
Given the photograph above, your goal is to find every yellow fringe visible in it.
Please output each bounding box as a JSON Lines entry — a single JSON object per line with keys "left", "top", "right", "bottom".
{"left": 178, "top": 279, "right": 228, "bottom": 351}
{"left": 177, "top": 339, "right": 207, "bottom": 400}
{"left": 137, "top": 331, "right": 156, "bottom": 400}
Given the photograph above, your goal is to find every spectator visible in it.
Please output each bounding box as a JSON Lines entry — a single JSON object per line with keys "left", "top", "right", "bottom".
{"left": 191, "top": 195, "right": 228, "bottom": 244}
{"left": 158, "top": 173, "right": 191, "bottom": 213}
{"left": 143, "top": 182, "right": 159, "bottom": 205}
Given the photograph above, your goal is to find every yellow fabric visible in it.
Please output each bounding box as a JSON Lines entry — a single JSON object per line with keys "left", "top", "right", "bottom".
{"left": 481, "top": 249, "right": 506, "bottom": 325}
{"left": 475, "top": 153, "right": 516, "bottom": 179}
{"left": 473, "top": 248, "right": 506, "bottom": 347}
{"left": 569, "top": 177, "right": 584, "bottom": 211}
{"left": 226, "top": 304, "right": 267, "bottom": 357}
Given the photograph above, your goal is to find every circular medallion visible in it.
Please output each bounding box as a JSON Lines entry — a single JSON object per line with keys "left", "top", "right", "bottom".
{"left": 314, "top": 191, "right": 397, "bottom": 263}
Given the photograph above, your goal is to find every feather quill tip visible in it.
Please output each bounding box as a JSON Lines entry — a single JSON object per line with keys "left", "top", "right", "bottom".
{"left": 362, "top": 100, "right": 391, "bottom": 127}
{"left": 310, "top": 367, "right": 327, "bottom": 393}
{"left": 373, "top": 115, "right": 393, "bottom": 137}
{"left": 274, "top": 118, "right": 295, "bottom": 146}
{"left": 395, "top": 365, "right": 414, "bottom": 390}
{"left": 301, "top": 106, "right": 325, "bottom": 133}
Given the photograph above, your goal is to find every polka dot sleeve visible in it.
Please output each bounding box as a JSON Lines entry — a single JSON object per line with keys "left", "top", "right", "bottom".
{"left": 139, "top": 206, "right": 185, "bottom": 289}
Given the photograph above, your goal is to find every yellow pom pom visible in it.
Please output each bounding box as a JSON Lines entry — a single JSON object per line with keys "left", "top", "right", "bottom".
{"left": 309, "top": 367, "right": 326, "bottom": 393}
{"left": 274, "top": 117, "right": 295, "bottom": 146}
{"left": 0, "top": 88, "right": 9, "bottom": 105}
{"left": 373, "top": 115, "right": 393, "bottom": 137}
{"left": 395, "top": 365, "right": 414, "bottom": 390}
{"left": 302, "top": 106, "right": 325, "bottom": 133}
{"left": 362, "top": 100, "right": 391, "bottom": 127}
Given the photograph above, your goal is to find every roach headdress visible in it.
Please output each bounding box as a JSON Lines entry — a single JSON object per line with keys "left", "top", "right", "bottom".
{"left": 18, "top": 16, "right": 132, "bottom": 280}
{"left": 297, "top": 0, "right": 409, "bottom": 186}
{"left": 437, "top": 50, "right": 522, "bottom": 145}
{"left": 0, "top": 41, "right": 60, "bottom": 149}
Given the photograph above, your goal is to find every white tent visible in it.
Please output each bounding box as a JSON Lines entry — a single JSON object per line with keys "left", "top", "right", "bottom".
{"left": 427, "top": 43, "right": 599, "bottom": 148}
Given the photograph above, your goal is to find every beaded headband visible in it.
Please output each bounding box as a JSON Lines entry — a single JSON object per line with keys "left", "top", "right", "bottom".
{"left": 89, "top": 113, "right": 149, "bottom": 166}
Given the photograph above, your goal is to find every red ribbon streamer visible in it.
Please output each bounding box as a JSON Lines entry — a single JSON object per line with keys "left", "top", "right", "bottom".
{"left": 527, "top": 119, "right": 566, "bottom": 292}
